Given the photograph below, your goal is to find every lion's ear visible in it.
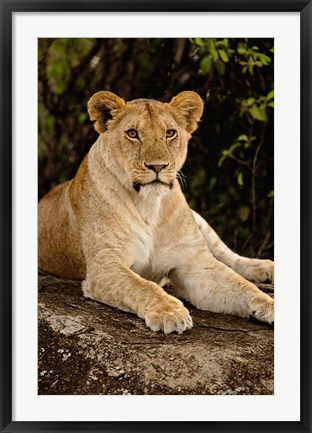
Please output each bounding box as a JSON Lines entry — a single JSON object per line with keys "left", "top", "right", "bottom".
{"left": 169, "top": 91, "right": 204, "bottom": 134}
{"left": 88, "top": 91, "right": 126, "bottom": 134}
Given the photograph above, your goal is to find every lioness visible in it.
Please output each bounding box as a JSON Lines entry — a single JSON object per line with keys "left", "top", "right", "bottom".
{"left": 39, "top": 91, "right": 274, "bottom": 334}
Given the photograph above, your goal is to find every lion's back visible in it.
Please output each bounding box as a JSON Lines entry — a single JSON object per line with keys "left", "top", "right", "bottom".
{"left": 38, "top": 181, "right": 86, "bottom": 279}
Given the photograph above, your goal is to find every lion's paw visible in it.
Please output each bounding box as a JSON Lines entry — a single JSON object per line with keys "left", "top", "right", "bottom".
{"left": 239, "top": 259, "right": 274, "bottom": 283}
{"left": 250, "top": 297, "right": 274, "bottom": 324}
{"left": 145, "top": 297, "right": 193, "bottom": 334}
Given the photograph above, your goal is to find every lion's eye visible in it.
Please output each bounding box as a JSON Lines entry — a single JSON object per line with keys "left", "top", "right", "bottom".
{"left": 126, "top": 129, "right": 139, "bottom": 139}
{"left": 166, "top": 129, "right": 177, "bottom": 139}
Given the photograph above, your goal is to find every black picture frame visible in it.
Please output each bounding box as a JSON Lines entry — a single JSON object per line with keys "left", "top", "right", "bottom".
{"left": 1, "top": 1, "right": 311, "bottom": 432}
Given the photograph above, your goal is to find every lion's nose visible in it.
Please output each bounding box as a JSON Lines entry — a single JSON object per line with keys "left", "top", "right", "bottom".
{"left": 144, "top": 163, "right": 168, "bottom": 173}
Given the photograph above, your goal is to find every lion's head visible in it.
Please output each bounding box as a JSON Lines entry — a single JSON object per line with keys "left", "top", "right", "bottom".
{"left": 88, "top": 91, "right": 204, "bottom": 194}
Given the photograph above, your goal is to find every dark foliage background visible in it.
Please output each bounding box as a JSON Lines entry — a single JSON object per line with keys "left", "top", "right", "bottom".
{"left": 38, "top": 38, "right": 274, "bottom": 258}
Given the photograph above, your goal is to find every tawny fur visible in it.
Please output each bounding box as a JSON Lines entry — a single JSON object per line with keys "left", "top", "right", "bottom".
{"left": 38, "top": 91, "right": 274, "bottom": 334}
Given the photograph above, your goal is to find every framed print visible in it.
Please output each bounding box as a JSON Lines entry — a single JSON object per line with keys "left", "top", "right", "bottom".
{"left": 1, "top": 1, "right": 311, "bottom": 432}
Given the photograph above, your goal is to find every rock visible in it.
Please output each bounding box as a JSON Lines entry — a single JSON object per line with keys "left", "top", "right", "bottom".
{"left": 107, "top": 367, "right": 125, "bottom": 378}
{"left": 38, "top": 273, "right": 274, "bottom": 395}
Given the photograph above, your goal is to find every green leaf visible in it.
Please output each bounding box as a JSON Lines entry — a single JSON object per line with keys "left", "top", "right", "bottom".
{"left": 216, "top": 39, "right": 229, "bottom": 48}
{"left": 257, "top": 53, "right": 271, "bottom": 65}
{"left": 247, "top": 98, "right": 255, "bottom": 106}
{"left": 267, "top": 101, "right": 274, "bottom": 108}
{"left": 210, "top": 45, "right": 219, "bottom": 62}
{"left": 237, "top": 172, "right": 244, "bottom": 186}
{"left": 200, "top": 56, "right": 213, "bottom": 74}
{"left": 237, "top": 134, "right": 248, "bottom": 142}
{"left": 267, "top": 190, "right": 274, "bottom": 198}
{"left": 218, "top": 49, "right": 229, "bottom": 63}
{"left": 194, "top": 38, "right": 204, "bottom": 47}
{"left": 228, "top": 142, "right": 242, "bottom": 153}
{"left": 249, "top": 105, "right": 266, "bottom": 121}
{"left": 237, "top": 46, "right": 247, "bottom": 55}
{"left": 215, "top": 60, "right": 225, "bottom": 75}
{"left": 259, "top": 103, "right": 268, "bottom": 121}
{"left": 267, "top": 90, "right": 274, "bottom": 101}
{"left": 218, "top": 155, "right": 226, "bottom": 167}
{"left": 244, "top": 135, "right": 256, "bottom": 148}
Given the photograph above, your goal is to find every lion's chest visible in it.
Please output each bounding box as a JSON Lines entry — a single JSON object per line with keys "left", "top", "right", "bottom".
{"left": 128, "top": 193, "right": 165, "bottom": 282}
{"left": 129, "top": 225, "right": 155, "bottom": 276}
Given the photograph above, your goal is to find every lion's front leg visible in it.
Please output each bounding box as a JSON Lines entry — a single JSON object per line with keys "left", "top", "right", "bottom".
{"left": 169, "top": 250, "right": 274, "bottom": 324}
{"left": 82, "top": 259, "right": 193, "bottom": 334}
